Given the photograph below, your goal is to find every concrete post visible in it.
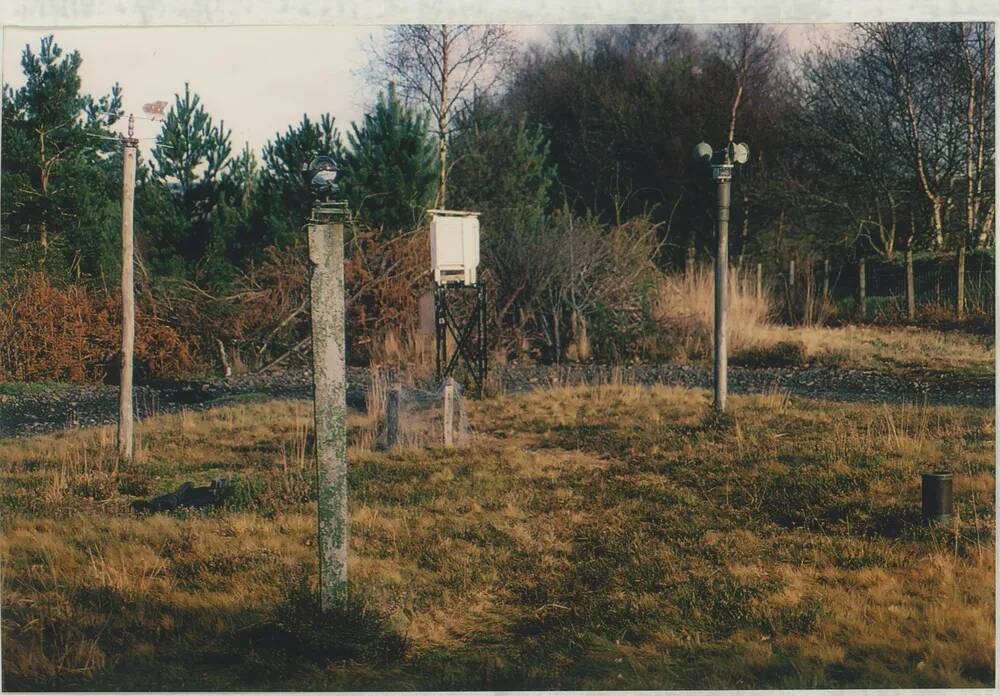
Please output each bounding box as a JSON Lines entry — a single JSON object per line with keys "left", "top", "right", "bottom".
{"left": 386, "top": 382, "right": 401, "bottom": 449}
{"left": 308, "top": 221, "right": 348, "bottom": 609}
{"left": 443, "top": 377, "right": 455, "bottom": 446}
{"left": 714, "top": 174, "right": 731, "bottom": 412}
{"left": 118, "top": 136, "right": 137, "bottom": 461}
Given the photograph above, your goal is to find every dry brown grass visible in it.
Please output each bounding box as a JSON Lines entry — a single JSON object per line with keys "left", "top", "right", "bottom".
{"left": 651, "top": 267, "right": 993, "bottom": 374}
{"left": 1, "top": 387, "right": 994, "bottom": 689}
{"left": 652, "top": 265, "right": 772, "bottom": 359}
{"left": 752, "top": 323, "right": 994, "bottom": 374}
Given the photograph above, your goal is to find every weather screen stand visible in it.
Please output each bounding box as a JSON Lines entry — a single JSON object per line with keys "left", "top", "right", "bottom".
{"left": 434, "top": 282, "right": 487, "bottom": 397}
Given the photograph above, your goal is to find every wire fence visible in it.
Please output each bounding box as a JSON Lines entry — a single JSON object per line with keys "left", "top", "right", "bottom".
{"left": 752, "top": 250, "right": 995, "bottom": 321}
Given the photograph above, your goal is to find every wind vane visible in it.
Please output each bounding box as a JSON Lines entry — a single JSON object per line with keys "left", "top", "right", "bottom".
{"left": 142, "top": 101, "right": 168, "bottom": 120}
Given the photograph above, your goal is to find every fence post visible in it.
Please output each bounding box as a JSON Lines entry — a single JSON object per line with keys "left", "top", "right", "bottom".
{"left": 906, "top": 248, "right": 916, "bottom": 320}
{"left": 787, "top": 258, "right": 796, "bottom": 323}
{"left": 957, "top": 245, "right": 966, "bottom": 319}
{"left": 858, "top": 258, "right": 867, "bottom": 320}
{"left": 385, "top": 382, "right": 401, "bottom": 449}
{"left": 443, "top": 378, "right": 455, "bottom": 446}
{"left": 755, "top": 262, "right": 762, "bottom": 300}
{"left": 308, "top": 220, "right": 347, "bottom": 610}
{"left": 685, "top": 242, "right": 695, "bottom": 288}
{"left": 804, "top": 259, "right": 814, "bottom": 325}
{"left": 823, "top": 258, "right": 830, "bottom": 300}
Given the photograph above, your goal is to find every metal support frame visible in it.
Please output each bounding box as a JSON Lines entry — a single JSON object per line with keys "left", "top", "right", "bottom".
{"left": 434, "top": 282, "right": 487, "bottom": 396}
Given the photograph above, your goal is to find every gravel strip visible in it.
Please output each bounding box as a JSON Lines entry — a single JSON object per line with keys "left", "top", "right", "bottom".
{"left": 1, "top": 364, "right": 993, "bottom": 440}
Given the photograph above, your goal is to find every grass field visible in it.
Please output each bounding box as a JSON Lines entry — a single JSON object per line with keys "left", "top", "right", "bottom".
{"left": 0, "top": 385, "right": 995, "bottom": 690}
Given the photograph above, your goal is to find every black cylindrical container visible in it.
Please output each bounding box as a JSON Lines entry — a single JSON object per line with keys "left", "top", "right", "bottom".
{"left": 922, "top": 472, "right": 953, "bottom": 524}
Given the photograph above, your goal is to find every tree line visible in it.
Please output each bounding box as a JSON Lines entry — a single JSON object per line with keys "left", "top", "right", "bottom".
{"left": 0, "top": 24, "right": 994, "bottom": 376}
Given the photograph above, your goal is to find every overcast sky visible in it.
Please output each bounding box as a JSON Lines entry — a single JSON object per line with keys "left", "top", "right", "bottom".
{"left": 2, "top": 24, "right": 839, "bottom": 159}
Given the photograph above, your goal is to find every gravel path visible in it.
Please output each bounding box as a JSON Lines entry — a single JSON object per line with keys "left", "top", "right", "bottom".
{"left": 1, "top": 364, "right": 993, "bottom": 440}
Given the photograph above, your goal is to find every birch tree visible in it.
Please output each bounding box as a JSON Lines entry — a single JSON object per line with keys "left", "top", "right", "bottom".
{"left": 367, "top": 25, "right": 517, "bottom": 208}
{"left": 955, "top": 22, "right": 995, "bottom": 248}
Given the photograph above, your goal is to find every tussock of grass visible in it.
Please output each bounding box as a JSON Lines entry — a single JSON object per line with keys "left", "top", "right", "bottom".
{"left": 1, "top": 387, "right": 994, "bottom": 689}
{"left": 653, "top": 266, "right": 772, "bottom": 360}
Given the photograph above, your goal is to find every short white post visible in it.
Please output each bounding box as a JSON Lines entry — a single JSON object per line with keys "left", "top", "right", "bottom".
{"left": 443, "top": 378, "right": 455, "bottom": 446}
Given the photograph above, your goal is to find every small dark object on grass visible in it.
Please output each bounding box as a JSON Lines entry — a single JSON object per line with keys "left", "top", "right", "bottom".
{"left": 132, "top": 478, "right": 227, "bottom": 513}
{"left": 922, "top": 472, "right": 953, "bottom": 524}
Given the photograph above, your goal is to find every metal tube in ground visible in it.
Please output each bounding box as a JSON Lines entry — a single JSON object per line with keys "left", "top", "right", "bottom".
{"left": 922, "top": 472, "right": 953, "bottom": 524}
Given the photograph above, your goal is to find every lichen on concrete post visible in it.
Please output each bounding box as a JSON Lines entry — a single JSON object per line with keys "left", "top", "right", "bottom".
{"left": 307, "top": 221, "right": 347, "bottom": 609}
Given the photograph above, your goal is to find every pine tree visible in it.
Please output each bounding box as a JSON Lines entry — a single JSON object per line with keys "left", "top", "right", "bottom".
{"left": 448, "top": 96, "right": 555, "bottom": 235}
{"left": 448, "top": 97, "right": 557, "bottom": 333}
{"left": 1, "top": 34, "right": 123, "bottom": 275}
{"left": 145, "top": 83, "right": 234, "bottom": 279}
{"left": 339, "top": 85, "right": 438, "bottom": 235}
{"left": 247, "top": 113, "right": 341, "bottom": 254}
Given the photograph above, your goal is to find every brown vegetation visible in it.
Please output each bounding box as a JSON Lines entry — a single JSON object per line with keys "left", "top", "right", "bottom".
{"left": 0, "top": 386, "right": 993, "bottom": 689}
{"left": 0, "top": 272, "right": 196, "bottom": 382}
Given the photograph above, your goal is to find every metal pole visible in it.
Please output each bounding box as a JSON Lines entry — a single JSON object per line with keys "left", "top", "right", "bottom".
{"left": 118, "top": 123, "right": 138, "bottom": 461}
{"left": 308, "top": 220, "right": 347, "bottom": 609}
{"left": 478, "top": 283, "right": 486, "bottom": 395}
{"left": 435, "top": 285, "right": 445, "bottom": 380}
{"left": 714, "top": 170, "right": 731, "bottom": 412}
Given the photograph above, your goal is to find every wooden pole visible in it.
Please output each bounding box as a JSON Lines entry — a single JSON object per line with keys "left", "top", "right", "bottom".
{"left": 822, "top": 258, "right": 830, "bottom": 300}
{"left": 385, "top": 382, "right": 401, "bottom": 449}
{"left": 714, "top": 174, "right": 731, "bottom": 412}
{"left": 859, "top": 258, "right": 867, "bottom": 320}
{"left": 787, "top": 258, "right": 796, "bottom": 324}
{"left": 906, "top": 248, "right": 916, "bottom": 320}
{"left": 957, "top": 245, "right": 966, "bottom": 319}
{"left": 685, "top": 242, "right": 695, "bottom": 289}
{"left": 308, "top": 220, "right": 347, "bottom": 609}
{"left": 443, "top": 377, "right": 455, "bottom": 446}
{"left": 118, "top": 131, "right": 138, "bottom": 462}
{"left": 804, "top": 260, "right": 814, "bottom": 325}
{"left": 755, "top": 262, "right": 762, "bottom": 300}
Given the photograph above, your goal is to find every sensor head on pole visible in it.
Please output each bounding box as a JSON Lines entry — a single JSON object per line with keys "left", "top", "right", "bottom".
{"left": 693, "top": 142, "right": 714, "bottom": 163}
{"left": 730, "top": 142, "right": 750, "bottom": 165}
{"left": 303, "top": 155, "right": 339, "bottom": 190}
